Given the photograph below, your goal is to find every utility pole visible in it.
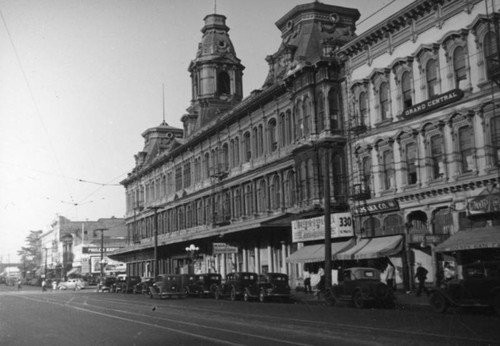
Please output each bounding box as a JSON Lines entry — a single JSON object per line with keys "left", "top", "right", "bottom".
{"left": 44, "top": 247, "right": 48, "bottom": 278}
{"left": 94, "top": 228, "right": 108, "bottom": 279}
{"left": 323, "top": 146, "right": 332, "bottom": 289}
{"left": 147, "top": 206, "right": 161, "bottom": 279}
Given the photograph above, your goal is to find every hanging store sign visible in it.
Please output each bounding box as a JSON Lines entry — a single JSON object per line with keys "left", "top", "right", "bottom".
{"left": 212, "top": 242, "right": 238, "bottom": 254}
{"left": 403, "top": 89, "right": 463, "bottom": 118}
{"left": 292, "top": 212, "right": 354, "bottom": 243}
{"left": 351, "top": 199, "right": 399, "bottom": 216}
{"left": 468, "top": 192, "right": 500, "bottom": 216}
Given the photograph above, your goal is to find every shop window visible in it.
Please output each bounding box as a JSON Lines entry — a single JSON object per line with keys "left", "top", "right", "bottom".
{"left": 458, "top": 126, "right": 473, "bottom": 173}
{"left": 484, "top": 31, "right": 499, "bottom": 80}
{"left": 426, "top": 59, "right": 438, "bottom": 98}
{"left": 453, "top": 46, "right": 467, "bottom": 89}
{"left": 430, "top": 134, "right": 444, "bottom": 179}
{"left": 379, "top": 82, "right": 389, "bottom": 121}
{"left": 401, "top": 71, "right": 413, "bottom": 108}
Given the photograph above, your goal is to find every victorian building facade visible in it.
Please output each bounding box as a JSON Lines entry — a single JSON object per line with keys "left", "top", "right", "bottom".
{"left": 342, "top": 0, "right": 500, "bottom": 288}
{"left": 113, "top": 2, "right": 360, "bottom": 287}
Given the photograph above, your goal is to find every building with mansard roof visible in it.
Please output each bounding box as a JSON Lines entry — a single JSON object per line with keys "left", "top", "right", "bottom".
{"left": 112, "top": 2, "right": 360, "bottom": 287}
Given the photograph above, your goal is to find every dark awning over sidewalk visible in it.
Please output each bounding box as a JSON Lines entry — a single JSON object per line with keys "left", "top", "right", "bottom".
{"left": 287, "top": 239, "right": 355, "bottom": 264}
{"left": 435, "top": 227, "right": 500, "bottom": 252}
{"left": 335, "top": 235, "right": 404, "bottom": 260}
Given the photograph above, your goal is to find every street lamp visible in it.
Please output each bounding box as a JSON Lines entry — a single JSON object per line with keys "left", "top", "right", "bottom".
{"left": 43, "top": 247, "right": 48, "bottom": 279}
{"left": 185, "top": 244, "right": 199, "bottom": 274}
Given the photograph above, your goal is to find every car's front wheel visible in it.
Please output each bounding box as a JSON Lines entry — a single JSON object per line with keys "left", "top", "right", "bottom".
{"left": 430, "top": 292, "right": 448, "bottom": 313}
{"left": 352, "top": 291, "right": 364, "bottom": 309}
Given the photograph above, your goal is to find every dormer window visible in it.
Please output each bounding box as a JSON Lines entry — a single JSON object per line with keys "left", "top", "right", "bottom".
{"left": 217, "top": 71, "right": 230, "bottom": 95}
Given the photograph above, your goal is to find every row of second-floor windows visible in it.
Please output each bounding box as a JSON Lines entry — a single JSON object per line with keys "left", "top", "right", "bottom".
{"left": 349, "top": 27, "right": 499, "bottom": 129}
{"left": 354, "top": 113, "right": 500, "bottom": 196}
{"left": 129, "top": 171, "right": 297, "bottom": 239}
{"left": 126, "top": 88, "right": 344, "bottom": 210}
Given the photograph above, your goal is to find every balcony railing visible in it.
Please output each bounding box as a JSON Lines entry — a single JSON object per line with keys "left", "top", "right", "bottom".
{"left": 350, "top": 183, "right": 371, "bottom": 201}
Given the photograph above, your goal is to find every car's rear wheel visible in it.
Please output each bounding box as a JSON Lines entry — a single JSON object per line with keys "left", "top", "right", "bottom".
{"left": 430, "top": 292, "right": 448, "bottom": 313}
{"left": 353, "top": 291, "right": 364, "bottom": 309}
{"left": 243, "top": 291, "right": 251, "bottom": 302}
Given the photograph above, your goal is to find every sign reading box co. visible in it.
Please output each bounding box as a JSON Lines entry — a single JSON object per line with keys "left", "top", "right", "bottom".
{"left": 292, "top": 212, "right": 354, "bottom": 243}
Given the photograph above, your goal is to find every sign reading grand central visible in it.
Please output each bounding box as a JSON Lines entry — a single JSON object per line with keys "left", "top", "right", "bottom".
{"left": 403, "top": 89, "right": 464, "bottom": 118}
{"left": 292, "top": 212, "right": 354, "bottom": 243}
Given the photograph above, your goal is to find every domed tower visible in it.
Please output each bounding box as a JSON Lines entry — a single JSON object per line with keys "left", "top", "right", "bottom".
{"left": 183, "top": 13, "right": 245, "bottom": 138}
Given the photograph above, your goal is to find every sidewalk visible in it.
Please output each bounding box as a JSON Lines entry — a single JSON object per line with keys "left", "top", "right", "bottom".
{"left": 293, "top": 289, "right": 431, "bottom": 309}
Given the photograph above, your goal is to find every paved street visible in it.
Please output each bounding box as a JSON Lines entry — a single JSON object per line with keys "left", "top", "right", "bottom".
{"left": 1, "top": 285, "right": 499, "bottom": 346}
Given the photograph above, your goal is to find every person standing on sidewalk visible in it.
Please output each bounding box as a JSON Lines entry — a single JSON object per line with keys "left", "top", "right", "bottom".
{"left": 303, "top": 268, "right": 312, "bottom": 294}
{"left": 385, "top": 260, "right": 395, "bottom": 290}
{"left": 415, "top": 263, "right": 429, "bottom": 297}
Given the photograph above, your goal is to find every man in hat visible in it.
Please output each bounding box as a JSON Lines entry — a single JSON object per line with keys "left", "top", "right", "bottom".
{"left": 415, "top": 262, "right": 429, "bottom": 297}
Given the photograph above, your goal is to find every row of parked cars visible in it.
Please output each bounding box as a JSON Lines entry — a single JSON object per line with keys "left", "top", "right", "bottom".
{"left": 101, "top": 272, "right": 293, "bottom": 303}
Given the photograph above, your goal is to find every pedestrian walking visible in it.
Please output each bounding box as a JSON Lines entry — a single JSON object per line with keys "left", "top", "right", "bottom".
{"left": 41, "top": 279, "right": 46, "bottom": 292}
{"left": 17, "top": 279, "right": 22, "bottom": 290}
{"left": 415, "top": 263, "right": 429, "bottom": 297}
{"left": 303, "top": 268, "right": 312, "bottom": 294}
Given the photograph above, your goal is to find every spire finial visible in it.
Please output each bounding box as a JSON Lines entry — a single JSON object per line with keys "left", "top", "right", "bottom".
{"left": 162, "top": 83, "right": 166, "bottom": 124}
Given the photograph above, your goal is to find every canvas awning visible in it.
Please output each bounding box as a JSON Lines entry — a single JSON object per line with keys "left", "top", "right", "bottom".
{"left": 335, "top": 235, "right": 404, "bottom": 260}
{"left": 435, "top": 227, "right": 500, "bottom": 252}
{"left": 287, "top": 239, "right": 355, "bottom": 263}
{"left": 67, "top": 267, "right": 81, "bottom": 276}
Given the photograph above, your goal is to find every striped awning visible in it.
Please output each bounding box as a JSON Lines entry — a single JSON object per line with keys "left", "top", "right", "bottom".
{"left": 335, "top": 235, "right": 404, "bottom": 260}
{"left": 287, "top": 239, "right": 355, "bottom": 263}
{"left": 435, "top": 227, "right": 500, "bottom": 252}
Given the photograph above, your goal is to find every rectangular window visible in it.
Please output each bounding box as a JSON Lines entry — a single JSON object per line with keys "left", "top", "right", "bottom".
{"left": 183, "top": 163, "right": 191, "bottom": 188}
{"left": 406, "top": 143, "right": 417, "bottom": 185}
{"left": 431, "top": 135, "right": 444, "bottom": 179}
{"left": 175, "top": 166, "right": 182, "bottom": 191}
{"left": 459, "top": 126, "right": 473, "bottom": 173}
{"left": 402, "top": 72, "right": 412, "bottom": 108}
{"left": 453, "top": 47, "right": 467, "bottom": 89}
{"left": 383, "top": 151, "right": 394, "bottom": 190}
{"left": 426, "top": 59, "right": 437, "bottom": 98}
{"left": 379, "top": 83, "right": 389, "bottom": 120}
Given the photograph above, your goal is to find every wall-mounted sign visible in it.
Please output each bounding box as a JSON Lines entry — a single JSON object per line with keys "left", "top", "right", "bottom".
{"left": 292, "top": 212, "right": 354, "bottom": 243}
{"left": 351, "top": 199, "right": 399, "bottom": 216}
{"left": 83, "top": 247, "right": 121, "bottom": 254}
{"left": 403, "top": 89, "right": 464, "bottom": 118}
{"left": 212, "top": 242, "right": 238, "bottom": 254}
{"left": 468, "top": 192, "right": 500, "bottom": 216}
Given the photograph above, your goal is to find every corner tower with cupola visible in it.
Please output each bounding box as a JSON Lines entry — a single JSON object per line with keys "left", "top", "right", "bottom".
{"left": 183, "top": 13, "right": 245, "bottom": 138}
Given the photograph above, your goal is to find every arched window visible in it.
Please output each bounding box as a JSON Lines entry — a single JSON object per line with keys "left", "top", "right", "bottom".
{"left": 268, "top": 119, "right": 277, "bottom": 152}
{"left": 426, "top": 59, "right": 438, "bottom": 98}
{"left": 286, "top": 110, "right": 293, "bottom": 145}
{"left": 243, "top": 132, "right": 251, "bottom": 162}
{"left": 484, "top": 31, "right": 499, "bottom": 80}
{"left": 196, "top": 201, "right": 203, "bottom": 226}
{"left": 406, "top": 143, "right": 417, "bottom": 185}
{"left": 362, "top": 156, "right": 372, "bottom": 193}
{"left": 244, "top": 184, "right": 253, "bottom": 215}
{"left": 233, "top": 137, "right": 240, "bottom": 166}
{"left": 252, "top": 127, "right": 259, "bottom": 156}
{"left": 328, "top": 88, "right": 342, "bottom": 131}
{"left": 433, "top": 208, "right": 453, "bottom": 235}
{"left": 270, "top": 175, "right": 280, "bottom": 210}
{"left": 384, "top": 214, "right": 404, "bottom": 235}
{"left": 459, "top": 126, "right": 473, "bottom": 173}
{"left": 300, "top": 162, "right": 307, "bottom": 202}
{"left": 362, "top": 217, "right": 380, "bottom": 237}
{"left": 234, "top": 187, "right": 242, "bottom": 218}
{"left": 316, "top": 92, "right": 325, "bottom": 133}
{"left": 296, "top": 100, "right": 303, "bottom": 139}
{"left": 303, "top": 97, "right": 311, "bottom": 136}
{"left": 430, "top": 134, "right": 444, "bottom": 179}
{"left": 359, "top": 92, "right": 367, "bottom": 126}
{"left": 217, "top": 71, "right": 230, "bottom": 95}
{"left": 491, "top": 115, "right": 500, "bottom": 165}
{"left": 284, "top": 171, "right": 295, "bottom": 208}
{"left": 379, "top": 82, "right": 389, "bottom": 120}
{"left": 203, "top": 153, "right": 210, "bottom": 179}
{"left": 401, "top": 71, "right": 412, "bottom": 108}
{"left": 204, "top": 197, "right": 212, "bottom": 225}
{"left": 258, "top": 125, "right": 264, "bottom": 156}
{"left": 453, "top": 46, "right": 467, "bottom": 88}
{"left": 186, "top": 204, "right": 192, "bottom": 228}
{"left": 257, "top": 179, "right": 267, "bottom": 213}
{"left": 280, "top": 113, "right": 287, "bottom": 146}
{"left": 221, "top": 143, "right": 229, "bottom": 171}
{"left": 382, "top": 150, "right": 394, "bottom": 190}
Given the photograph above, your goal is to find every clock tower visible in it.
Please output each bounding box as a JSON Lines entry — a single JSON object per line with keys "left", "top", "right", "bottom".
{"left": 183, "top": 13, "right": 244, "bottom": 138}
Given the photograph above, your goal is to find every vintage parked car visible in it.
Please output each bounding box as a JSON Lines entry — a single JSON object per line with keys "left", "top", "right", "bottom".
{"left": 214, "top": 272, "right": 259, "bottom": 301}
{"left": 256, "top": 273, "right": 292, "bottom": 303}
{"left": 58, "top": 278, "right": 89, "bottom": 290}
{"left": 324, "top": 267, "right": 394, "bottom": 309}
{"left": 99, "top": 276, "right": 117, "bottom": 292}
{"left": 114, "top": 275, "right": 141, "bottom": 294}
{"left": 184, "top": 273, "right": 222, "bottom": 297}
{"left": 133, "top": 277, "right": 156, "bottom": 295}
{"left": 149, "top": 274, "right": 189, "bottom": 299}
{"left": 430, "top": 261, "right": 500, "bottom": 314}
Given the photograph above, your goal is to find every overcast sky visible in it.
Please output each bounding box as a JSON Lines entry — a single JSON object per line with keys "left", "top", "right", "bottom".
{"left": 0, "top": 0, "right": 413, "bottom": 262}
